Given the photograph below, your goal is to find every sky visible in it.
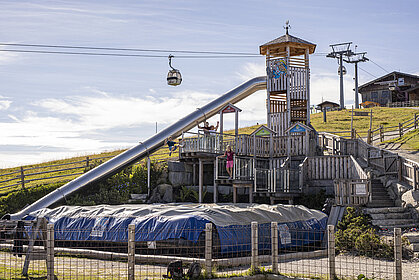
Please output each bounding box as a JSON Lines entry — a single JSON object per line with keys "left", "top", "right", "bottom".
{"left": 0, "top": 0, "right": 418, "bottom": 167}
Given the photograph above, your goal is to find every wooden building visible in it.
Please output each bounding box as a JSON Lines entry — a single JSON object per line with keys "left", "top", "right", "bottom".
{"left": 316, "top": 101, "right": 340, "bottom": 111}
{"left": 359, "top": 71, "right": 419, "bottom": 106}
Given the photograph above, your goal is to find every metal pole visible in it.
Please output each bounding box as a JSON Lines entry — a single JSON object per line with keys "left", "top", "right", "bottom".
{"left": 354, "top": 62, "right": 359, "bottom": 109}
{"left": 147, "top": 157, "right": 151, "bottom": 197}
{"left": 351, "top": 106, "right": 354, "bottom": 139}
{"left": 339, "top": 54, "right": 344, "bottom": 109}
{"left": 199, "top": 159, "right": 203, "bottom": 203}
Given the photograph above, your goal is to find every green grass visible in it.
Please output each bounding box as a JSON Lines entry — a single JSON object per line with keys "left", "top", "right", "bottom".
{"left": 381, "top": 128, "right": 419, "bottom": 150}
{"left": 311, "top": 107, "right": 419, "bottom": 136}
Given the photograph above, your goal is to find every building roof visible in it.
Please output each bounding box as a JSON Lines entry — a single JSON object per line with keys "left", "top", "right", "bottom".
{"left": 317, "top": 101, "right": 340, "bottom": 107}
{"left": 359, "top": 71, "right": 419, "bottom": 91}
{"left": 259, "top": 33, "right": 316, "bottom": 56}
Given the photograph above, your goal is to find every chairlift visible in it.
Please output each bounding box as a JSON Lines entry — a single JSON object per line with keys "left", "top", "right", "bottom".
{"left": 167, "top": 55, "right": 182, "bottom": 86}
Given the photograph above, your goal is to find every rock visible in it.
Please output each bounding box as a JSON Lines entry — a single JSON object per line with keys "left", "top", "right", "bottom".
{"left": 162, "top": 185, "right": 173, "bottom": 203}
{"left": 147, "top": 187, "right": 162, "bottom": 203}
{"left": 158, "top": 184, "right": 172, "bottom": 195}
{"left": 402, "top": 190, "right": 419, "bottom": 208}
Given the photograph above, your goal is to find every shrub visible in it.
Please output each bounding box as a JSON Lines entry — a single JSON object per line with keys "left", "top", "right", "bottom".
{"left": 0, "top": 182, "right": 65, "bottom": 218}
{"left": 335, "top": 207, "right": 393, "bottom": 259}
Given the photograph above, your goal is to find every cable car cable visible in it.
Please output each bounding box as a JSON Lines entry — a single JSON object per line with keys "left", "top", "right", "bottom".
{"left": 0, "top": 42, "right": 259, "bottom": 56}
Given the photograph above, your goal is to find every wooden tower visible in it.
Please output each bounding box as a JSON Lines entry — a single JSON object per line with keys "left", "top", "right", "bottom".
{"left": 260, "top": 24, "right": 316, "bottom": 135}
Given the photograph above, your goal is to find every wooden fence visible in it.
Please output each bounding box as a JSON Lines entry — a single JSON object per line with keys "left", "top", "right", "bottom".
{"left": 318, "top": 132, "right": 419, "bottom": 191}
{"left": 323, "top": 113, "right": 419, "bottom": 145}
{"left": 0, "top": 149, "right": 174, "bottom": 197}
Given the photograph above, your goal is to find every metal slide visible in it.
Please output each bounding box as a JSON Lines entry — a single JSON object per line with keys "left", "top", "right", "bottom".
{"left": 9, "top": 76, "right": 267, "bottom": 220}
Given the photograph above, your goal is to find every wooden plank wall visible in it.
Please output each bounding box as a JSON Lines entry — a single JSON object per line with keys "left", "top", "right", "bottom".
{"left": 269, "top": 112, "right": 288, "bottom": 136}
{"left": 306, "top": 156, "right": 352, "bottom": 180}
{"left": 289, "top": 67, "right": 308, "bottom": 100}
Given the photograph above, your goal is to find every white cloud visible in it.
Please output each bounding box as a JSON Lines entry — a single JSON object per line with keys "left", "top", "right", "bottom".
{"left": 0, "top": 51, "right": 18, "bottom": 65}
{"left": 310, "top": 72, "right": 355, "bottom": 107}
{"left": 0, "top": 99, "right": 12, "bottom": 110}
{"left": 236, "top": 62, "right": 266, "bottom": 81}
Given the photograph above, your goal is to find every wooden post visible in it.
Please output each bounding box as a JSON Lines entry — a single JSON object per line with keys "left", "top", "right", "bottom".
{"left": 369, "top": 108, "right": 373, "bottom": 131}
{"left": 394, "top": 228, "right": 402, "bottom": 280}
{"left": 128, "top": 224, "right": 135, "bottom": 280}
{"left": 251, "top": 221, "right": 259, "bottom": 269}
{"left": 20, "top": 166, "right": 25, "bottom": 189}
{"left": 327, "top": 225, "right": 336, "bottom": 280}
{"left": 415, "top": 113, "right": 418, "bottom": 130}
{"left": 323, "top": 108, "right": 327, "bottom": 123}
{"left": 367, "top": 129, "right": 372, "bottom": 145}
{"left": 271, "top": 222, "right": 278, "bottom": 274}
{"left": 249, "top": 184, "right": 253, "bottom": 204}
{"left": 399, "top": 123, "right": 403, "bottom": 137}
{"left": 380, "top": 125, "right": 384, "bottom": 142}
{"left": 398, "top": 157, "right": 403, "bottom": 182}
{"left": 205, "top": 223, "right": 213, "bottom": 277}
{"left": 86, "top": 156, "right": 90, "bottom": 168}
{"left": 46, "top": 223, "right": 54, "bottom": 280}
{"left": 199, "top": 159, "right": 203, "bottom": 203}
{"left": 233, "top": 185, "right": 237, "bottom": 204}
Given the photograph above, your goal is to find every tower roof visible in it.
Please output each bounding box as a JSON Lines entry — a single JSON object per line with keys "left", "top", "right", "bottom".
{"left": 260, "top": 33, "right": 316, "bottom": 56}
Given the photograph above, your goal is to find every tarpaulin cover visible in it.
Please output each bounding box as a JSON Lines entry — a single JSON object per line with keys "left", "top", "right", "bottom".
{"left": 26, "top": 203, "right": 327, "bottom": 253}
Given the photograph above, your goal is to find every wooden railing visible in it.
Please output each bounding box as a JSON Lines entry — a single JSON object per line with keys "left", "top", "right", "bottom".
{"left": 387, "top": 100, "right": 419, "bottom": 108}
{"left": 181, "top": 131, "right": 307, "bottom": 157}
{"left": 318, "top": 132, "right": 419, "bottom": 191}
{"left": 334, "top": 179, "right": 371, "bottom": 206}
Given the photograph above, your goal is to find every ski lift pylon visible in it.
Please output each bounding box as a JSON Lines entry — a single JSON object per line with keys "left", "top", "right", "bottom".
{"left": 167, "top": 55, "right": 182, "bottom": 86}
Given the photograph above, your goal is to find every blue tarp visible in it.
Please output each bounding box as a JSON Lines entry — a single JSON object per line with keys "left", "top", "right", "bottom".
{"left": 26, "top": 203, "right": 328, "bottom": 254}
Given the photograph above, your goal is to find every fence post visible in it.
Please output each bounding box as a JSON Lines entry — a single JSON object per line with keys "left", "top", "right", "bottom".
{"left": 327, "top": 225, "right": 336, "bottom": 280}
{"left": 398, "top": 157, "right": 403, "bottom": 182}
{"left": 399, "top": 123, "right": 403, "bottom": 137}
{"left": 205, "top": 223, "right": 213, "bottom": 277}
{"left": 86, "top": 156, "right": 90, "bottom": 168}
{"left": 20, "top": 166, "right": 25, "bottom": 189}
{"left": 394, "top": 228, "right": 402, "bottom": 280}
{"left": 271, "top": 222, "right": 278, "bottom": 274}
{"left": 251, "top": 221, "right": 259, "bottom": 269}
{"left": 46, "top": 223, "right": 54, "bottom": 280}
{"left": 415, "top": 113, "right": 418, "bottom": 130}
{"left": 367, "top": 129, "right": 372, "bottom": 144}
{"left": 380, "top": 125, "right": 384, "bottom": 142}
{"left": 128, "top": 224, "right": 135, "bottom": 280}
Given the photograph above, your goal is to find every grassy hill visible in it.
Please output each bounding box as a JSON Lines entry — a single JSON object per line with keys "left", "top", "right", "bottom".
{"left": 310, "top": 107, "right": 419, "bottom": 136}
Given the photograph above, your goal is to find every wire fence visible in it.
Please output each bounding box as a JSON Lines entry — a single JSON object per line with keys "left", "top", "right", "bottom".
{"left": 1, "top": 221, "right": 417, "bottom": 279}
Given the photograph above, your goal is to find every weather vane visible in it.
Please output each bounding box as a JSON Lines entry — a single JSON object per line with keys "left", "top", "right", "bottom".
{"left": 284, "top": 20, "right": 291, "bottom": 35}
